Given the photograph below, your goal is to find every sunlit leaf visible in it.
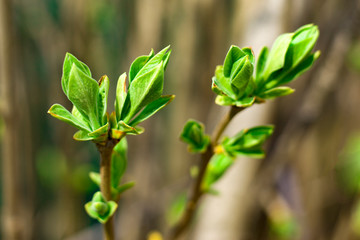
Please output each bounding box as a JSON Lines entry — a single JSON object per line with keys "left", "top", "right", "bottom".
{"left": 48, "top": 104, "right": 91, "bottom": 132}
{"left": 129, "top": 95, "right": 175, "bottom": 126}
{"left": 180, "top": 119, "right": 210, "bottom": 153}
{"left": 111, "top": 138, "right": 127, "bottom": 189}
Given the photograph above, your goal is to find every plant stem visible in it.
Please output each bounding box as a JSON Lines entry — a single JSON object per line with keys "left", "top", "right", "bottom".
{"left": 96, "top": 138, "right": 120, "bottom": 240}
{"left": 168, "top": 106, "right": 244, "bottom": 239}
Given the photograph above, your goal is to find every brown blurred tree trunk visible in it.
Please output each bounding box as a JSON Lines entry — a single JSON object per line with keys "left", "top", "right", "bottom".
{"left": 0, "top": 0, "right": 24, "bottom": 239}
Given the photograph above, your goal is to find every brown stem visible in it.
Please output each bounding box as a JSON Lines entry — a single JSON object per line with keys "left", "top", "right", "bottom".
{"left": 96, "top": 138, "right": 120, "bottom": 240}
{"left": 168, "top": 106, "right": 244, "bottom": 239}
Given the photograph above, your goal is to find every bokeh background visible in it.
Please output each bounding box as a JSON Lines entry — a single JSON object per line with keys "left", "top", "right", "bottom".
{"left": 1, "top": 0, "right": 360, "bottom": 239}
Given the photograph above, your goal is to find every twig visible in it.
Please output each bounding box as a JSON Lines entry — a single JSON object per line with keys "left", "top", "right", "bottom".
{"left": 96, "top": 138, "right": 121, "bottom": 240}
{"left": 168, "top": 106, "right": 244, "bottom": 239}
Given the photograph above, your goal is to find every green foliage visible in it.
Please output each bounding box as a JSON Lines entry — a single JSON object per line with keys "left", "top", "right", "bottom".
{"left": 35, "top": 146, "right": 67, "bottom": 188}
{"left": 255, "top": 24, "right": 320, "bottom": 96}
{"left": 85, "top": 191, "right": 118, "bottom": 224}
{"left": 202, "top": 154, "right": 234, "bottom": 193}
{"left": 221, "top": 125, "right": 274, "bottom": 158}
{"left": 180, "top": 119, "right": 211, "bottom": 153}
{"left": 167, "top": 193, "right": 187, "bottom": 226}
{"left": 48, "top": 47, "right": 174, "bottom": 141}
{"left": 212, "top": 24, "right": 320, "bottom": 107}
{"left": 201, "top": 125, "right": 274, "bottom": 192}
{"left": 336, "top": 133, "right": 360, "bottom": 193}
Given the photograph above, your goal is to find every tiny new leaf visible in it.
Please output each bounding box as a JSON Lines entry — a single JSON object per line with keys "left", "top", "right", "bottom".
{"left": 84, "top": 192, "right": 117, "bottom": 224}
{"left": 221, "top": 125, "right": 274, "bottom": 158}
{"left": 180, "top": 120, "right": 210, "bottom": 153}
{"left": 111, "top": 137, "right": 128, "bottom": 189}
{"left": 202, "top": 153, "right": 234, "bottom": 192}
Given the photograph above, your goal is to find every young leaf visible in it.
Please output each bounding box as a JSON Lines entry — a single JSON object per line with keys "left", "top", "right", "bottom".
{"left": 115, "top": 73, "right": 127, "bottom": 121}
{"left": 62, "top": 53, "right": 92, "bottom": 96}
{"left": 98, "top": 75, "right": 110, "bottom": 125}
{"left": 72, "top": 106, "right": 91, "bottom": 130}
{"left": 180, "top": 120, "right": 210, "bottom": 153}
{"left": 48, "top": 104, "right": 91, "bottom": 132}
{"left": 129, "top": 95, "right": 175, "bottom": 126}
{"left": 89, "top": 172, "right": 101, "bottom": 187}
{"left": 264, "top": 51, "right": 320, "bottom": 89}
{"left": 117, "top": 121, "right": 144, "bottom": 135}
{"left": 234, "top": 148, "right": 266, "bottom": 158}
{"left": 223, "top": 45, "right": 246, "bottom": 77}
{"left": 73, "top": 130, "right": 96, "bottom": 141}
{"left": 215, "top": 95, "right": 235, "bottom": 106}
{"left": 202, "top": 154, "right": 234, "bottom": 192}
{"left": 241, "top": 47, "right": 255, "bottom": 65}
{"left": 231, "top": 56, "right": 254, "bottom": 99}
{"left": 115, "top": 181, "right": 135, "bottom": 195}
{"left": 129, "top": 49, "right": 154, "bottom": 82}
{"left": 126, "top": 62, "right": 164, "bottom": 121}
{"left": 88, "top": 122, "right": 109, "bottom": 140}
{"left": 284, "top": 24, "right": 319, "bottom": 69}
{"left": 134, "top": 46, "right": 170, "bottom": 79}
{"left": 68, "top": 64, "right": 100, "bottom": 130}
{"left": 213, "top": 66, "right": 237, "bottom": 99}
{"left": 255, "top": 46, "right": 269, "bottom": 84}
{"left": 221, "top": 125, "right": 274, "bottom": 158}
{"left": 234, "top": 96, "right": 256, "bottom": 107}
{"left": 84, "top": 191, "right": 118, "bottom": 224}
{"left": 263, "top": 33, "right": 294, "bottom": 80}
{"left": 258, "top": 87, "right": 295, "bottom": 99}
{"left": 111, "top": 138, "right": 128, "bottom": 189}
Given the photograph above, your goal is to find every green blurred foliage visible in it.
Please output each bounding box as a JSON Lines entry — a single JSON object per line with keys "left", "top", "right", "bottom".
{"left": 336, "top": 133, "right": 360, "bottom": 193}
{"left": 35, "top": 146, "right": 67, "bottom": 189}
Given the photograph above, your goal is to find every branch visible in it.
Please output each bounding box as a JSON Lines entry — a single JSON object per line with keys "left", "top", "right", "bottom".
{"left": 96, "top": 137, "right": 121, "bottom": 240}
{"left": 168, "top": 106, "right": 244, "bottom": 239}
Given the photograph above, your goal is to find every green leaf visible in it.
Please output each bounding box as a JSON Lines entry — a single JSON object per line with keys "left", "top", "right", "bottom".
{"left": 234, "top": 96, "right": 256, "bottom": 107}
{"left": 215, "top": 95, "right": 235, "bottom": 106}
{"left": 89, "top": 172, "right": 101, "bottom": 187}
{"left": 242, "top": 47, "right": 255, "bottom": 65}
{"left": 84, "top": 191, "right": 118, "bottom": 224}
{"left": 129, "top": 95, "right": 175, "bottom": 126}
{"left": 180, "top": 120, "right": 210, "bottom": 153}
{"left": 129, "top": 49, "right": 154, "bottom": 82}
{"left": 134, "top": 46, "right": 170, "bottom": 80}
{"left": 115, "top": 181, "right": 135, "bottom": 195}
{"left": 223, "top": 45, "right": 246, "bottom": 77}
{"left": 72, "top": 106, "right": 91, "bottom": 130}
{"left": 97, "top": 75, "right": 110, "bottom": 125}
{"left": 115, "top": 73, "right": 128, "bottom": 121}
{"left": 284, "top": 24, "right": 319, "bottom": 70}
{"left": 263, "top": 33, "right": 294, "bottom": 80}
{"left": 48, "top": 104, "right": 91, "bottom": 132}
{"left": 221, "top": 125, "right": 274, "bottom": 158}
{"left": 255, "top": 46, "right": 269, "bottom": 84}
{"left": 126, "top": 62, "right": 164, "bottom": 121}
{"left": 68, "top": 64, "right": 100, "bottom": 130}
{"left": 167, "top": 193, "right": 187, "bottom": 226}
{"left": 213, "top": 66, "right": 237, "bottom": 99}
{"left": 230, "top": 56, "right": 253, "bottom": 98}
{"left": 258, "top": 87, "right": 295, "bottom": 99}
{"left": 234, "top": 148, "right": 265, "bottom": 158}
{"left": 73, "top": 130, "right": 95, "bottom": 141}
{"left": 264, "top": 51, "right": 320, "bottom": 89}
{"left": 88, "top": 123, "right": 109, "bottom": 141}
{"left": 62, "top": 53, "right": 91, "bottom": 96}
{"left": 202, "top": 154, "right": 234, "bottom": 192}
{"left": 116, "top": 121, "right": 144, "bottom": 135}
{"left": 111, "top": 138, "right": 127, "bottom": 189}
{"left": 163, "top": 49, "right": 172, "bottom": 70}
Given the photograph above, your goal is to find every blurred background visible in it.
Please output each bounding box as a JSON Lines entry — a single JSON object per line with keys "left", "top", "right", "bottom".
{"left": 1, "top": 0, "right": 360, "bottom": 239}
